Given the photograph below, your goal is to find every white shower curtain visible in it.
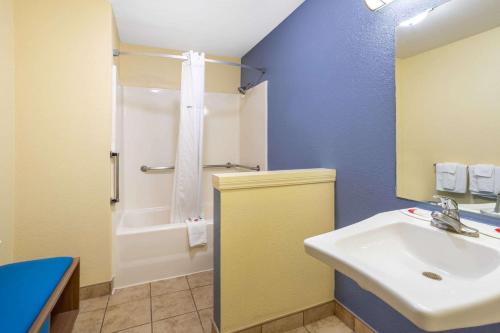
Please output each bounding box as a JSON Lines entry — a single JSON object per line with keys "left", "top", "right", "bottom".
{"left": 170, "top": 51, "right": 206, "bottom": 224}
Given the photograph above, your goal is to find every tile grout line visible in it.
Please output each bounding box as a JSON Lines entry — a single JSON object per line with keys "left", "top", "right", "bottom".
{"left": 188, "top": 276, "right": 205, "bottom": 332}
{"left": 192, "top": 290, "right": 205, "bottom": 331}
{"left": 149, "top": 282, "right": 153, "bottom": 333}
{"left": 102, "top": 286, "right": 152, "bottom": 333}
{"left": 98, "top": 273, "right": 211, "bottom": 332}
{"left": 152, "top": 288, "right": 191, "bottom": 299}
{"left": 150, "top": 275, "right": 201, "bottom": 325}
{"left": 154, "top": 310, "right": 201, "bottom": 324}
{"left": 150, "top": 276, "right": 191, "bottom": 298}
{"left": 99, "top": 294, "right": 111, "bottom": 333}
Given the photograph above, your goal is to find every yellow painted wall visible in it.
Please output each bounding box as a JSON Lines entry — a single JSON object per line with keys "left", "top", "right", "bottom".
{"left": 396, "top": 26, "right": 500, "bottom": 203}
{"left": 214, "top": 169, "right": 335, "bottom": 332}
{"left": 13, "top": 0, "right": 114, "bottom": 285}
{"left": 118, "top": 43, "right": 241, "bottom": 94}
{"left": 0, "top": 0, "right": 16, "bottom": 264}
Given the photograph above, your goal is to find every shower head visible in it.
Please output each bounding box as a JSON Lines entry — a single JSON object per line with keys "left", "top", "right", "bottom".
{"left": 238, "top": 86, "right": 248, "bottom": 95}
{"left": 237, "top": 71, "right": 266, "bottom": 95}
{"left": 238, "top": 82, "right": 255, "bottom": 95}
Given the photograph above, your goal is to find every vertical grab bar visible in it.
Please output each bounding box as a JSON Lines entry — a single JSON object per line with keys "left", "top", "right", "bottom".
{"left": 110, "top": 151, "right": 120, "bottom": 204}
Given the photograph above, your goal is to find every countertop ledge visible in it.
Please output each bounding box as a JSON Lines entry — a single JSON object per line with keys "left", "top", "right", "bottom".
{"left": 212, "top": 168, "right": 336, "bottom": 191}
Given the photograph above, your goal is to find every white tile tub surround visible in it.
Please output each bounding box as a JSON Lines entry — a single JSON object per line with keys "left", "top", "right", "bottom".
{"left": 240, "top": 81, "right": 268, "bottom": 171}
{"left": 115, "top": 207, "right": 214, "bottom": 289}
{"left": 114, "top": 86, "right": 266, "bottom": 288}
{"left": 122, "top": 88, "right": 180, "bottom": 211}
{"left": 122, "top": 87, "right": 241, "bottom": 218}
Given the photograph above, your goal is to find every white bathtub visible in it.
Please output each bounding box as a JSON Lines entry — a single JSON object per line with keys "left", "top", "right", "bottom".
{"left": 114, "top": 207, "right": 214, "bottom": 289}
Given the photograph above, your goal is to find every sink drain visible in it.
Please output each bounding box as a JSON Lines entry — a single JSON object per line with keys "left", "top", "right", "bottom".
{"left": 422, "top": 272, "right": 442, "bottom": 281}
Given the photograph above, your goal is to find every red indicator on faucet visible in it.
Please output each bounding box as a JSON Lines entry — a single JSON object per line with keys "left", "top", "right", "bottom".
{"left": 495, "top": 228, "right": 500, "bottom": 233}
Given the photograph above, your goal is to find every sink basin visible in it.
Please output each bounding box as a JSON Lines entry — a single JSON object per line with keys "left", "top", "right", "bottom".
{"left": 304, "top": 209, "right": 500, "bottom": 331}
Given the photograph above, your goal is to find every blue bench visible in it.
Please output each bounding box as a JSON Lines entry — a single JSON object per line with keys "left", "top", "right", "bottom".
{"left": 0, "top": 257, "right": 80, "bottom": 333}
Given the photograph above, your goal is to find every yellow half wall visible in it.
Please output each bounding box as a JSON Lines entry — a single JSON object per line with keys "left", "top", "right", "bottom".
{"left": 214, "top": 169, "right": 336, "bottom": 332}
{"left": 13, "top": 0, "right": 115, "bottom": 285}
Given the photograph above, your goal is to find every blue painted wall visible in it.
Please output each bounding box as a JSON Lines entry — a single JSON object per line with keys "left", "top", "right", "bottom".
{"left": 241, "top": 0, "right": 500, "bottom": 332}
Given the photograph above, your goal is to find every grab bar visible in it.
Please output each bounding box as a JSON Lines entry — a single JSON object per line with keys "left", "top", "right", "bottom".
{"left": 110, "top": 151, "right": 120, "bottom": 204}
{"left": 204, "top": 163, "right": 261, "bottom": 171}
{"left": 140, "top": 162, "right": 260, "bottom": 173}
{"left": 141, "top": 166, "right": 175, "bottom": 172}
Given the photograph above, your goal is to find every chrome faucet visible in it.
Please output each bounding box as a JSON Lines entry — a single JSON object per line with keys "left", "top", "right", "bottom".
{"left": 431, "top": 196, "right": 479, "bottom": 238}
{"left": 478, "top": 193, "right": 500, "bottom": 217}
{"left": 495, "top": 194, "right": 500, "bottom": 214}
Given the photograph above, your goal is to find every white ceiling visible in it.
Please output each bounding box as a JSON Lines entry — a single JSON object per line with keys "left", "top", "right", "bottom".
{"left": 396, "top": 0, "right": 500, "bottom": 58}
{"left": 111, "top": 0, "right": 305, "bottom": 58}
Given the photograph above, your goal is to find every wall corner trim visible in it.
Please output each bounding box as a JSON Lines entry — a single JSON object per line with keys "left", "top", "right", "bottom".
{"left": 212, "top": 168, "right": 336, "bottom": 191}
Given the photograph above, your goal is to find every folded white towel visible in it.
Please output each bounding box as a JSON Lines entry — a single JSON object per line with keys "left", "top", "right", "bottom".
{"left": 474, "top": 164, "right": 494, "bottom": 177}
{"left": 436, "top": 163, "right": 457, "bottom": 190}
{"left": 470, "top": 164, "right": 495, "bottom": 193}
{"left": 438, "top": 163, "right": 457, "bottom": 174}
{"left": 186, "top": 217, "right": 207, "bottom": 248}
{"left": 436, "top": 163, "right": 467, "bottom": 193}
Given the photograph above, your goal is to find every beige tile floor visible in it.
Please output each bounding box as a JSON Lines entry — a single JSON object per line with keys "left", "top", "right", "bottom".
{"left": 267, "top": 315, "right": 353, "bottom": 333}
{"left": 73, "top": 270, "right": 213, "bottom": 333}
{"left": 302, "top": 316, "right": 353, "bottom": 333}
{"left": 73, "top": 270, "right": 352, "bottom": 333}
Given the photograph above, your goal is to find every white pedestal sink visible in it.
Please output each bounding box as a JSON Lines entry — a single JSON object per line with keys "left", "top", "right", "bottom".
{"left": 304, "top": 209, "right": 500, "bottom": 332}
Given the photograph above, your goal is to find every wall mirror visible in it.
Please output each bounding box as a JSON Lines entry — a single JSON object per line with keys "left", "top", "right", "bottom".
{"left": 396, "top": 0, "right": 500, "bottom": 218}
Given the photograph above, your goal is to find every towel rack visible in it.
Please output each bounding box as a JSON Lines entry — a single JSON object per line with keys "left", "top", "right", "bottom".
{"left": 140, "top": 162, "right": 260, "bottom": 173}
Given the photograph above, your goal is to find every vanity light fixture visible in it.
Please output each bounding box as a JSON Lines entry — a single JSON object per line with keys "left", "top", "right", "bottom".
{"left": 365, "top": 0, "right": 396, "bottom": 11}
{"left": 399, "top": 8, "right": 434, "bottom": 27}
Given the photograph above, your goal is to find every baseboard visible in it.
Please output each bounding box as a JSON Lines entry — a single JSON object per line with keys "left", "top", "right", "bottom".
{"left": 223, "top": 301, "right": 335, "bottom": 333}
{"left": 334, "top": 300, "right": 377, "bottom": 333}
{"left": 79, "top": 281, "right": 112, "bottom": 300}
{"left": 213, "top": 300, "right": 376, "bottom": 333}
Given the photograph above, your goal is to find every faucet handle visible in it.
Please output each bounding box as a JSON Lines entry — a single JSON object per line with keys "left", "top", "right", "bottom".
{"left": 433, "top": 195, "right": 459, "bottom": 211}
{"left": 433, "top": 195, "right": 460, "bottom": 219}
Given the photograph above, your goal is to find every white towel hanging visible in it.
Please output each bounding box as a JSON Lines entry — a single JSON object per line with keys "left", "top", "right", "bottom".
{"left": 435, "top": 163, "right": 467, "bottom": 193}
{"left": 470, "top": 164, "right": 495, "bottom": 194}
{"left": 186, "top": 218, "right": 207, "bottom": 248}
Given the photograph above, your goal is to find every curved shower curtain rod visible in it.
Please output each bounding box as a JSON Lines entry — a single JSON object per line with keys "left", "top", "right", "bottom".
{"left": 113, "top": 49, "right": 266, "bottom": 75}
